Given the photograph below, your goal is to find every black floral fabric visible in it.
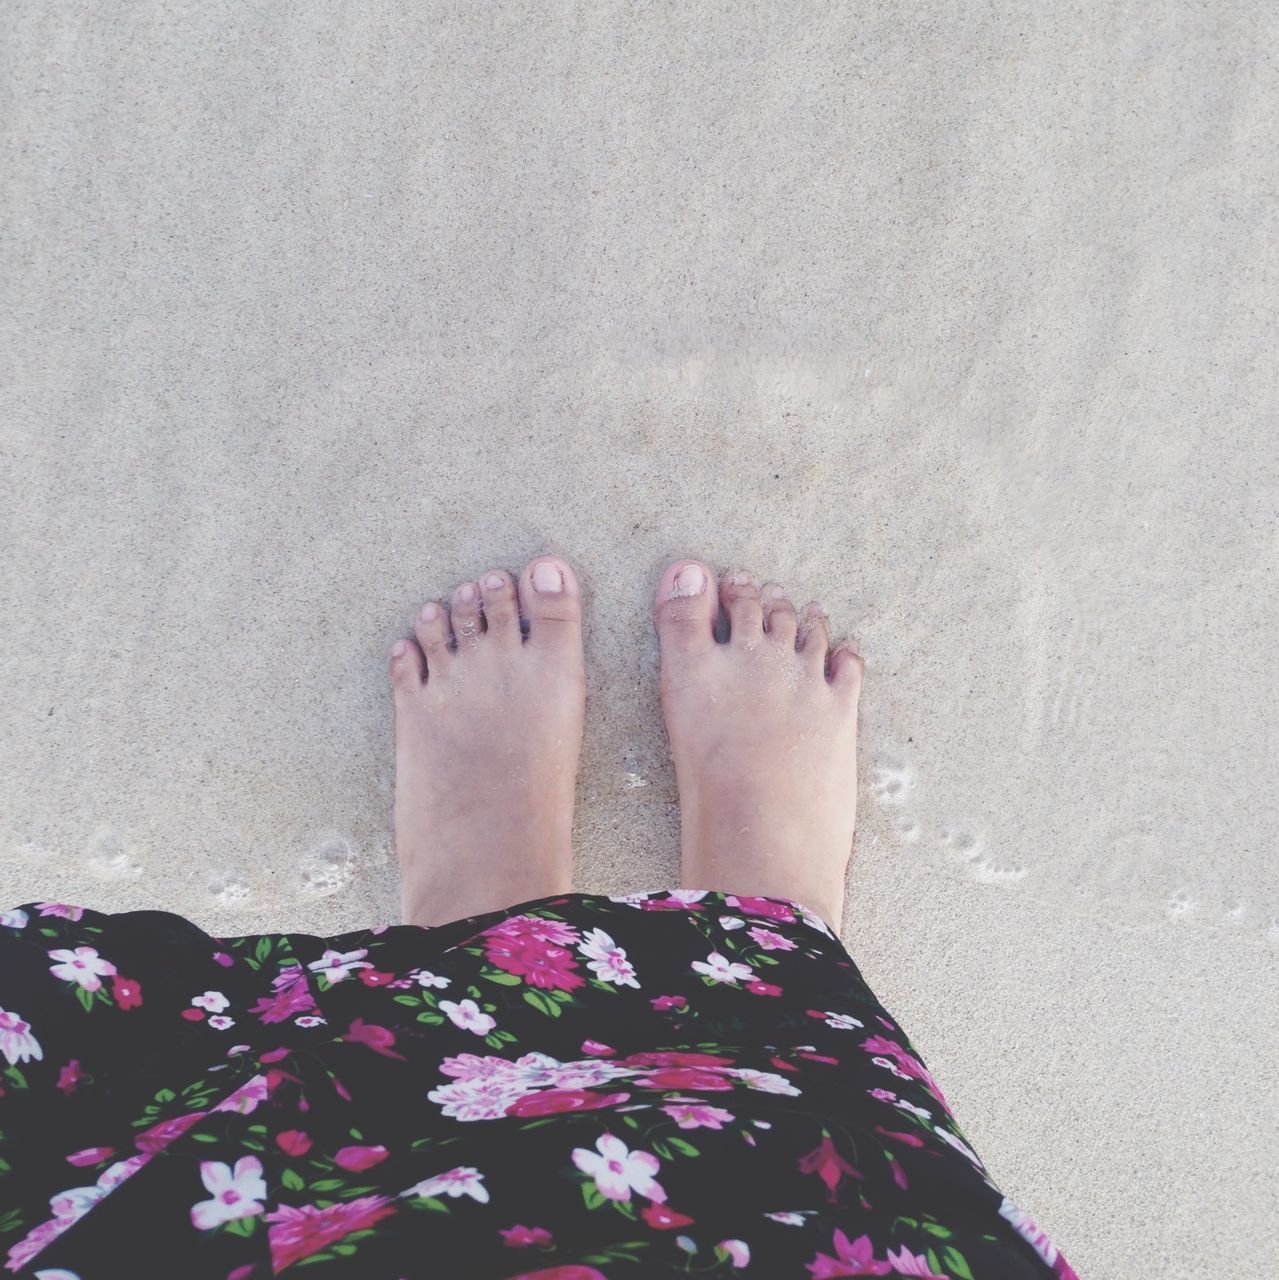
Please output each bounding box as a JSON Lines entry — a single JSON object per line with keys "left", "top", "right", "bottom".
{"left": 0, "top": 890, "right": 1076, "bottom": 1278}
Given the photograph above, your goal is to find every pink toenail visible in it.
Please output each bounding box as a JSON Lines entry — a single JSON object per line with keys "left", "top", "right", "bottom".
{"left": 391, "top": 640, "right": 408, "bottom": 657}
{"left": 730, "top": 572, "right": 751, "bottom": 586}
{"left": 484, "top": 572, "right": 506, "bottom": 590}
{"left": 532, "top": 562, "right": 563, "bottom": 593}
{"left": 457, "top": 583, "right": 477, "bottom": 603}
{"left": 767, "top": 585, "right": 785, "bottom": 600}
{"left": 672, "top": 565, "right": 706, "bottom": 597}
{"left": 420, "top": 602, "right": 439, "bottom": 622}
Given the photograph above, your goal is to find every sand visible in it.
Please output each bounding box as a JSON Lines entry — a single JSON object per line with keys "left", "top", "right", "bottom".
{"left": 2, "top": 4, "right": 1276, "bottom": 1276}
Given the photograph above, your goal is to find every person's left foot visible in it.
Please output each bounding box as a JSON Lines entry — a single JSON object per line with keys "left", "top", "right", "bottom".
{"left": 389, "top": 556, "right": 586, "bottom": 926}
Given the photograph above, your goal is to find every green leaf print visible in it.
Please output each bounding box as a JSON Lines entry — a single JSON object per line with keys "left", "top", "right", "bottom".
{"left": 580, "top": 1182, "right": 605, "bottom": 1211}
{"left": 393, "top": 995, "right": 421, "bottom": 1007}
{"left": 281, "top": 1168, "right": 305, "bottom": 1191}
{"left": 223, "top": 1217, "right": 257, "bottom": 1238}
{"left": 942, "top": 1245, "right": 976, "bottom": 1280}
{"left": 75, "top": 986, "right": 95, "bottom": 1012}
{"left": 921, "top": 1221, "right": 953, "bottom": 1238}
{"left": 2, "top": 1066, "right": 28, "bottom": 1091}
{"left": 667, "top": 1137, "right": 700, "bottom": 1157}
{"left": 255, "top": 937, "right": 272, "bottom": 963}
{"left": 482, "top": 970, "right": 522, "bottom": 986}
{"left": 523, "top": 990, "right": 561, "bottom": 1017}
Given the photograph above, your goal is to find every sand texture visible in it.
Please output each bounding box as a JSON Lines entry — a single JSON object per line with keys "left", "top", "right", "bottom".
{"left": 3, "top": 4, "right": 1277, "bottom": 1276}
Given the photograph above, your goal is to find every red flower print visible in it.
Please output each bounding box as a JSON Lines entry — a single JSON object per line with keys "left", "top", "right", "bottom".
{"left": 506, "top": 1089, "right": 631, "bottom": 1117}
{"left": 500, "top": 1223, "right": 554, "bottom": 1247}
{"left": 110, "top": 975, "right": 143, "bottom": 1009}
{"left": 635, "top": 1067, "right": 734, "bottom": 1091}
{"left": 66, "top": 1145, "right": 114, "bottom": 1167}
{"left": 798, "top": 1136, "right": 863, "bottom": 1203}
{"left": 649, "top": 995, "right": 687, "bottom": 1011}
{"left": 641, "top": 1203, "right": 695, "bottom": 1229}
{"left": 333, "top": 1143, "right": 389, "bottom": 1171}
{"left": 747, "top": 980, "right": 783, "bottom": 997}
{"left": 875, "top": 1127, "right": 925, "bottom": 1148}
{"left": 266, "top": 1196, "right": 396, "bottom": 1270}
{"left": 180, "top": 1008, "right": 205, "bottom": 1021}
{"left": 805, "top": 1228, "right": 892, "bottom": 1276}
{"left": 342, "top": 1018, "right": 407, "bottom": 1061}
{"left": 727, "top": 895, "right": 796, "bottom": 923}
{"left": 484, "top": 935, "right": 586, "bottom": 992}
{"left": 621, "top": 1051, "right": 733, "bottom": 1068}
{"left": 275, "top": 1130, "right": 313, "bottom": 1156}
{"left": 55, "top": 1059, "right": 85, "bottom": 1095}
{"left": 580, "top": 1039, "right": 615, "bottom": 1057}
{"left": 357, "top": 969, "right": 395, "bottom": 987}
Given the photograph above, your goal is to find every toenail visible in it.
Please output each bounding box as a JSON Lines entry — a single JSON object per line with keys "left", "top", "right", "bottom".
{"left": 532, "top": 561, "right": 564, "bottom": 593}
{"left": 730, "top": 572, "right": 752, "bottom": 586}
{"left": 420, "top": 602, "right": 439, "bottom": 622}
{"left": 457, "top": 583, "right": 477, "bottom": 603}
{"left": 391, "top": 639, "right": 408, "bottom": 657}
{"left": 767, "top": 585, "right": 785, "bottom": 600}
{"left": 672, "top": 565, "right": 706, "bottom": 597}
{"left": 484, "top": 572, "right": 506, "bottom": 590}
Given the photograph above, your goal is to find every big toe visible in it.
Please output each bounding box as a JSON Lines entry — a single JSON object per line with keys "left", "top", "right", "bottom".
{"left": 518, "top": 555, "right": 584, "bottom": 657}
{"left": 653, "top": 560, "right": 717, "bottom": 656}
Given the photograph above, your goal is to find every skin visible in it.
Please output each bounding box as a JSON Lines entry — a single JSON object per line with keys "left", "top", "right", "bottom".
{"left": 390, "top": 556, "right": 863, "bottom": 932}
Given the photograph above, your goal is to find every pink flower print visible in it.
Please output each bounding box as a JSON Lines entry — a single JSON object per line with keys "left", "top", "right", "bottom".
{"left": 500, "top": 1223, "right": 554, "bottom": 1247}
{"left": 135, "top": 1111, "right": 206, "bottom": 1155}
{"left": 211, "top": 1073, "right": 269, "bottom": 1116}
{"left": 333, "top": 1144, "right": 389, "bottom": 1172}
{"left": 717, "top": 1239, "right": 751, "bottom": 1268}
{"left": 306, "top": 948, "right": 372, "bottom": 983}
{"left": 580, "top": 1039, "right": 615, "bottom": 1057}
{"left": 998, "top": 1198, "right": 1076, "bottom": 1275}
{"left": 650, "top": 994, "right": 687, "bottom": 1011}
{"left": 190, "top": 1156, "right": 267, "bottom": 1230}
{"left": 725, "top": 894, "right": 796, "bottom": 923}
{"left": 405, "top": 1165, "right": 489, "bottom": 1203}
{"left": 266, "top": 1196, "right": 396, "bottom": 1271}
{"left": 747, "top": 926, "right": 797, "bottom": 951}
{"left": 484, "top": 934, "right": 586, "bottom": 992}
{"left": 249, "top": 965, "right": 319, "bottom": 1024}
{"left": 507, "top": 1089, "right": 630, "bottom": 1118}
{"left": 571, "top": 1134, "right": 665, "bottom": 1203}
{"left": 798, "top": 1136, "right": 862, "bottom": 1203}
{"left": 0, "top": 1007, "right": 42, "bottom": 1066}
{"left": 885, "top": 1245, "right": 948, "bottom": 1277}
{"left": 636, "top": 1067, "right": 734, "bottom": 1092}
{"left": 342, "top": 1018, "right": 407, "bottom": 1060}
{"left": 662, "top": 1103, "right": 734, "bottom": 1130}
{"left": 110, "top": 975, "right": 143, "bottom": 1009}
{"left": 805, "top": 1228, "right": 892, "bottom": 1276}
{"left": 36, "top": 903, "right": 84, "bottom": 921}
{"left": 47, "top": 947, "right": 115, "bottom": 991}
{"left": 439, "top": 999, "right": 496, "bottom": 1036}
{"left": 747, "top": 980, "right": 783, "bottom": 997}
{"left": 65, "top": 1146, "right": 114, "bottom": 1167}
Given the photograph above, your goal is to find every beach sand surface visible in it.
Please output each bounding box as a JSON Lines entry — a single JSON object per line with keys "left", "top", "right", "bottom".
{"left": 3, "top": 5, "right": 1277, "bottom": 1276}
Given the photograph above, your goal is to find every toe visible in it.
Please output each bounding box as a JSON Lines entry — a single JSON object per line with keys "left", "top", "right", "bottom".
{"left": 653, "top": 560, "right": 717, "bottom": 656}
{"left": 797, "top": 602, "right": 830, "bottom": 669}
{"left": 760, "top": 582, "right": 798, "bottom": 646}
{"left": 389, "top": 637, "right": 426, "bottom": 692}
{"left": 829, "top": 644, "right": 865, "bottom": 695}
{"left": 518, "top": 555, "right": 583, "bottom": 656}
{"left": 413, "top": 600, "right": 453, "bottom": 669}
{"left": 720, "top": 572, "right": 763, "bottom": 643}
{"left": 479, "top": 569, "right": 520, "bottom": 645}
{"left": 451, "top": 580, "right": 483, "bottom": 647}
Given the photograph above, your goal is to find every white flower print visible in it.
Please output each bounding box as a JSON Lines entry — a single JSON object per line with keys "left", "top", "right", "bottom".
{"left": 895, "top": 1099, "right": 932, "bottom": 1120}
{"left": 190, "top": 991, "right": 229, "bottom": 1013}
{"left": 935, "top": 1126, "right": 983, "bottom": 1167}
{"left": 295, "top": 1015, "right": 326, "bottom": 1028}
{"left": 764, "top": 1210, "right": 810, "bottom": 1226}
{"left": 404, "top": 1165, "right": 489, "bottom": 1203}
{"left": 571, "top": 1134, "right": 666, "bottom": 1203}
{"left": 577, "top": 928, "right": 640, "bottom": 988}
{"left": 718, "top": 915, "right": 746, "bottom": 930}
{"left": 306, "top": 948, "right": 372, "bottom": 983}
{"left": 0, "top": 909, "right": 28, "bottom": 929}
{"left": 823, "top": 1011, "right": 864, "bottom": 1031}
{"left": 47, "top": 947, "right": 116, "bottom": 992}
{"left": 189, "top": 1156, "right": 267, "bottom": 1230}
{"left": 415, "top": 970, "right": 450, "bottom": 990}
{"left": 727, "top": 1068, "right": 801, "bottom": 1096}
{"left": 0, "top": 1007, "right": 42, "bottom": 1066}
{"left": 207, "top": 1015, "right": 235, "bottom": 1030}
{"left": 439, "top": 999, "right": 496, "bottom": 1036}
{"left": 691, "top": 952, "right": 754, "bottom": 985}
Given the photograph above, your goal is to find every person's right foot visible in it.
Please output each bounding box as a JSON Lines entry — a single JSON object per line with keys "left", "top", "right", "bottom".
{"left": 653, "top": 561, "right": 864, "bottom": 932}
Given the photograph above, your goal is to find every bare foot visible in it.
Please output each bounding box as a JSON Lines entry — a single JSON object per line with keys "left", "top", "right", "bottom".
{"left": 653, "top": 561, "right": 864, "bottom": 932}
{"left": 390, "top": 556, "right": 585, "bottom": 926}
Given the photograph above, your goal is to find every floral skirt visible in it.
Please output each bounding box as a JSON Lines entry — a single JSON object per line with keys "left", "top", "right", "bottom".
{"left": 0, "top": 890, "right": 1076, "bottom": 1278}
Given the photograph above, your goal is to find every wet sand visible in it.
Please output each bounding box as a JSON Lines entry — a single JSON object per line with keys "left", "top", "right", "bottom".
{"left": 3, "top": 5, "right": 1277, "bottom": 1276}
